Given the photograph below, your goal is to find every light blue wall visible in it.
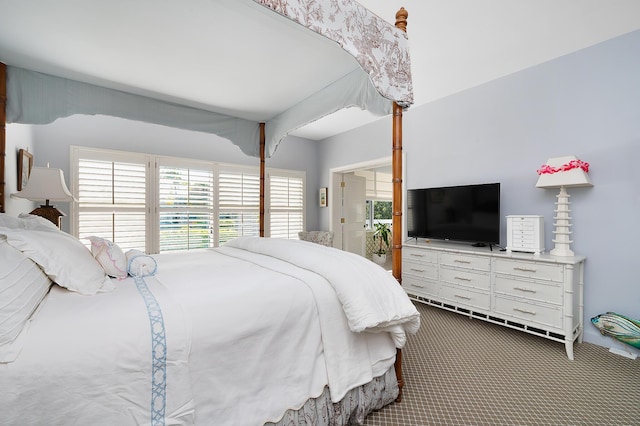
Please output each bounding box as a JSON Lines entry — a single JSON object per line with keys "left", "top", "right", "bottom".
{"left": 9, "top": 115, "right": 321, "bottom": 232}
{"left": 319, "top": 30, "right": 640, "bottom": 349}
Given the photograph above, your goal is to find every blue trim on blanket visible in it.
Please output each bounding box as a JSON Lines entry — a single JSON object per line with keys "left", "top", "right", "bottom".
{"left": 133, "top": 276, "right": 167, "bottom": 426}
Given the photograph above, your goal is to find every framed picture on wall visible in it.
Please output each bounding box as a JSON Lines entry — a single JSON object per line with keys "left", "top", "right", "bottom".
{"left": 319, "top": 187, "right": 328, "bottom": 207}
{"left": 18, "top": 148, "right": 33, "bottom": 191}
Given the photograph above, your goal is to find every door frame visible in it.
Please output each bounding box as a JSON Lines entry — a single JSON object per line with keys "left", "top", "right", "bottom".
{"left": 329, "top": 155, "right": 406, "bottom": 250}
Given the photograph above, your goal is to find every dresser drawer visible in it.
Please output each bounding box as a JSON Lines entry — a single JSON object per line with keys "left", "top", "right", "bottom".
{"left": 403, "top": 275, "right": 438, "bottom": 298}
{"left": 440, "top": 252, "right": 490, "bottom": 272}
{"left": 404, "top": 259, "right": 438, "bottom": 280}
{"left": 493, "top": 295, "right": 563, "bottom": 330}
{"left": 494, "top": 275, "right": 563, "bottom": 305}
{"left": 439, "top": 284, "right": 490, "bottom": 311}
{"left": 440, "top": 267, "right": 490, "bottom": 291}
{"left": 493, "top": 258, "right": 564, "bottom": 282}
{"left": 403, "top": 247, "right": 438, "bottom": 264}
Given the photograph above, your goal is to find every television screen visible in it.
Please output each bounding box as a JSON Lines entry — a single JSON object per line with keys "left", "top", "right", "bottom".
{"left": 407, "top": 183, "right": 500, "bottom": 245}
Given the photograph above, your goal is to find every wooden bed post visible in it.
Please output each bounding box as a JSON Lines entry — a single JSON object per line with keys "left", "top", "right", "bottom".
{"left": 0, "top": 62, "right": 6, "bottom": 213}
{"left": 259, "top": 122, "right": 266, "bottom": 237}
{"left": 393, "top": 6, "right": 408, "bottom": 403}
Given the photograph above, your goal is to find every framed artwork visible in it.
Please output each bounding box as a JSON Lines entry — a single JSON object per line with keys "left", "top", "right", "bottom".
{"left": 319, "top": 187, "right": 328, "bottom": 207}
{"left": 18, "top": 149, "right": 33, "bottom": 191}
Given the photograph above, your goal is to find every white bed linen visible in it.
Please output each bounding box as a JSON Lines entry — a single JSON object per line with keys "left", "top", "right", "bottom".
{"left": 0, "top": 238, "right": 419, "bottom": 425}
{"left": 0, "top": 274, "right": 194, "bottom": 425}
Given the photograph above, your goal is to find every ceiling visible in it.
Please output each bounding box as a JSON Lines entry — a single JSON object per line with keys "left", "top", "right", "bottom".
{"left": 1, "top": 0, "right": 640, "bottom": 140}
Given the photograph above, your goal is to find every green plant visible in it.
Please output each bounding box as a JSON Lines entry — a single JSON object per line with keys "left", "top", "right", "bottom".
{"left": 373, "top": 222, "right": 392, "bottom": 255}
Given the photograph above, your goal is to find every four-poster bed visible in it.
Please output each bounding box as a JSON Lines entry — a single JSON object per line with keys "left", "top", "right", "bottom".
{"left": 0, "top": 1, "right": 415, "bottom": 424}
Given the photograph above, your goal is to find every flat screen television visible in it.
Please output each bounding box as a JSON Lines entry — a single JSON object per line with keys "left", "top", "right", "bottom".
{"left": 407, "top": 183, "right": 500, "bottom": 246}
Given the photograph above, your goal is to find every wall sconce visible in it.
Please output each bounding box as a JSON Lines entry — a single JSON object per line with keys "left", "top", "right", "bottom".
{"left": 536, "top": 156, "right": 593, "bottom": 257}
{"left": 11, "top": 166, "right": 76, "bottom": 228}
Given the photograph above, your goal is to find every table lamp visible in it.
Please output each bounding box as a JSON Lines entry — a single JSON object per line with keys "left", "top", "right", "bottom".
{"left": 536, "top": 156, "right": 592, "bottom": 257}
{"left": 11, "top": 166, "right": 76, "bottom": 228}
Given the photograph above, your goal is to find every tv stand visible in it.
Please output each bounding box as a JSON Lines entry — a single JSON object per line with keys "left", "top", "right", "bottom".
{"left": 402, "top": 240, "right": 586, "bottom": 360}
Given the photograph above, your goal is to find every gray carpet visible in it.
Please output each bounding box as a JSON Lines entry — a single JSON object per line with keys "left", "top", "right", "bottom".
{"left": 365, "top": 302, "right": 640, "bottom": 425}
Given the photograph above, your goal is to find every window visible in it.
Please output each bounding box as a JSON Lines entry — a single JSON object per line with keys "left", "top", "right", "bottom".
{"left": 218, "top": 167, "right": 261, "bottom": 244}
{"left": 366, "top": 200, "right": 392, "bottom": 229}
{"left": 71, "top": 147, "right": 304, "bottom": 253}
{"left": 73, "top": 149, "right": 149, "bottom": 252}
{"left": 268, "top": 171, "right": 304, "bottom": 239}
{"left": 157, "top": 159, "right": 216, "bottom": 252}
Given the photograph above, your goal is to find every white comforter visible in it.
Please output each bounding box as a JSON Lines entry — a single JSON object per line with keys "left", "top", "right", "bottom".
{"left": 0, "top": 237, "right": 420, "bottom": 425}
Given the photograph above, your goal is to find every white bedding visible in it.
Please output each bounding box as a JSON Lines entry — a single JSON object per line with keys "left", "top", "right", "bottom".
{"left": 0, "top": 237, "right": 420, "bottom": 425}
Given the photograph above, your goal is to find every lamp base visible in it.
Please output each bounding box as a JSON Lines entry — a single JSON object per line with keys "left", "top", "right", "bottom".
{"left": 30, "top": 205, "right": 65, "bottom": 229}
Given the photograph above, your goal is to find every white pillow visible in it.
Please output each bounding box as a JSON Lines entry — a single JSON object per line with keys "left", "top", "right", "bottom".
{"left": 87, "top": 236, "right": 127, "bottom": 279}
{"left": 0, "top": 212, "right": 58, "bottom": 231}
{"left": 0, "top": 237, "right": 52, "bottom": 362}
{"left": 125, "top": 250, "right": 158, "bottom": 277}
{"left": 0, "top": 227, "right": 114, "bottom": 295}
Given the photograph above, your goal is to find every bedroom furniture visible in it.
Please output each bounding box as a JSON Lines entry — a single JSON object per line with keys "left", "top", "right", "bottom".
{"left": 0, "top": 217, "right": 420, "bottom": 425}
{"left": 0, "top": 1, "right": 414, "bottom": 423}
{"left": 11, "top": 166, "right": 75, "bottom": 228}
{"left": 403, "top": 240, "right": 585, "bottom": 360}
{"left": 298, "top": 230, "right": 334, "bottom": 247}
{"left": 506, "top": 215, "right": 544, "bottom": 254}
{"left": 536, "top": 156, "right": 593, "bottom": 257}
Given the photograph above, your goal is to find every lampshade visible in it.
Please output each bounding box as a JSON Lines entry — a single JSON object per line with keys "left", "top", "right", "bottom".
{"left": 536, "top": 156, "right": 593, "bottom": 189}
{"left": 12, "top": 166, "right": 76, "bottom": 203}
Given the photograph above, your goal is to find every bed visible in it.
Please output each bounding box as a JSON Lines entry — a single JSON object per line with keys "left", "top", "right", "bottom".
{"left": 0, "top": 214, "right": 419, "bottom": 425}
{"left": 0, "top": 1, "right": 415, "bottom": 424}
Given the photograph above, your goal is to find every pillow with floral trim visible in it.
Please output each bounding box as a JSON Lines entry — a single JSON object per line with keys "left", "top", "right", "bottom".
{"left": 0, "top": 226, "right": 114, "bottom": 295}
{"left": 87, "top": 236, "right": 127, "bottom": 279}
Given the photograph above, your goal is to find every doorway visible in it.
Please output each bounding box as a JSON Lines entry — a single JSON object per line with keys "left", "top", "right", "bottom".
{"left": 329, "top": 156, "right": 405, "bottom": 262}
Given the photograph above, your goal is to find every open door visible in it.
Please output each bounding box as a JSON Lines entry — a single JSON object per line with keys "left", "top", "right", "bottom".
{"left": 340, "top": 172, "right": 366, "bottom": 256}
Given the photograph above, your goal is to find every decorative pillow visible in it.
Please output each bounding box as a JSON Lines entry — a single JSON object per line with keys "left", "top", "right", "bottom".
{"left": 0, "top": 237, "right": 52, "bottom": 362}
{"left": 0, "top": 212, "right": 58, "bottom": 231}
{"left": 87, "top": 236, "right": 128, "bottom": 279}
{"left": 0, "top": 226, "right": 114, "bottom": 295}
{"left": 18, "top": 213, "right": 60, "bottom": 231}
{"left": 126, "top": 250, "right": 158, "bottom": 277}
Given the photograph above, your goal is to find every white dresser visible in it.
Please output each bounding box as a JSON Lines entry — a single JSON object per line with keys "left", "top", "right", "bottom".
{"left": 403, "top": 240, "right": 586, "bottom": 360}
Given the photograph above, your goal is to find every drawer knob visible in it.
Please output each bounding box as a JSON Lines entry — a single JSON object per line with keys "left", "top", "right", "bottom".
{"left": 514, "top": 307, "right": 536, "bottom": 316}
{"left": 455, "top": 276, "right": 471, "bottom": 282}
{"left": 410, "top": 253, "right": 424, "bottom": 257}
{"left": 454, "top": 294, "right": 471, "bottom": 300}
{"left": 514, "top": 267, "right": 537, "bottom": 273}
{"left": 410, "top": 268, "right": 425, "bottom": 273}
{"left": 454, "top": 259, "right": 471, "bottom": 264}
{"left": 513, "top": 287, "right": 536, "bottom": 294}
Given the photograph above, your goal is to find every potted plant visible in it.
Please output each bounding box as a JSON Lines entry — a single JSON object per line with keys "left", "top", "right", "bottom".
{"left": 372, "top": 222, "right": 391, "bottom": 265}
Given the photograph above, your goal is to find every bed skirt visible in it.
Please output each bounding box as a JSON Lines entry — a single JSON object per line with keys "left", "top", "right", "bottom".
{"left": 267, "top": 367, "right": 398, "bottom": 426}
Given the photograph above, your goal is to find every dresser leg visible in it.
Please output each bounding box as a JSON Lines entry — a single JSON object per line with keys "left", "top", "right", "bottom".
{"left": 565, "top": 341, "right": 574, "bottom": 360}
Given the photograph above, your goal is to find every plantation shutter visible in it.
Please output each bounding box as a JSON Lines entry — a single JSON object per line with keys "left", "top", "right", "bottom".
{"left": 268, "top": 172, "right": 304, "bottom": 239}
{"left": 157, "top": 161, "right": 215, "bottom": 252}
{"left": 218, "top": 167, "right": 260, "bottom": 244}
{"left": 74, "top": 149, "right": 148, "bottom": 252}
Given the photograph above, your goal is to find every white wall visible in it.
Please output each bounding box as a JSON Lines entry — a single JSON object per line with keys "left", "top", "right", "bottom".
{"left": 319, "top": 30, "right": 640, "bottom": 350}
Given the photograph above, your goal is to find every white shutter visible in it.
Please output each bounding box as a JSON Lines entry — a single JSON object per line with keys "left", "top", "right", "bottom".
{"left": 268, "top": 171, "right": 304, "bottom": 239}
{"left": 158, "top": 163, "right": 215, "bottom": 252}
{"left": 73, "top": 148, "right": 306, "bottom": 251}
{"left": 73, "top": 149, "right": 148, "bottom": 252}
{"left": 218, "top": 167, "right": 260, "bottom": 244}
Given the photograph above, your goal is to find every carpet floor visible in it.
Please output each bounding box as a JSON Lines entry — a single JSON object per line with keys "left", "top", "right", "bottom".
{"left": 364, "top": 302, "right": 640, "bottom": 425}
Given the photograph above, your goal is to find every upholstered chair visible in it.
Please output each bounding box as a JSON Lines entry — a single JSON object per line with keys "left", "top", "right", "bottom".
{"left": 298, "top": 231, "right": 334, "bottom": 247}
